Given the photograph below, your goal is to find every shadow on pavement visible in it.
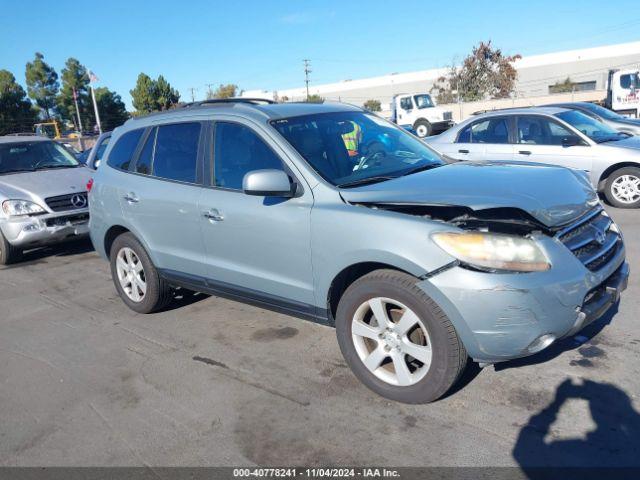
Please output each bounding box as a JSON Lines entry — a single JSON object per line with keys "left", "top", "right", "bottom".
{"left": 513, "top": 378, "right": 640, "bottom": 476}
{"left": 495, "top": 302, "right": 618, "bottom": 372}
{"left": 1, "top": 238, "right": 95, "bottom": 269}
{"left": 160, "top": 287, "right": 211, "bottom": 312}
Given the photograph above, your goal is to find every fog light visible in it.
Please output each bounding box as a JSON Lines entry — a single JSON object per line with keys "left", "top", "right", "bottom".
{"left": 23, "top": 223, "right": 40, "bottom": 232}
{"left": 527, "top": 334, "right": 556, "bottom": 354}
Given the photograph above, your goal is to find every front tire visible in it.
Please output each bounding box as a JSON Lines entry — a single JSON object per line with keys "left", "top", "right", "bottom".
{"left": 604, "top": 167, "right": 640, "bottom": 208}
{"left": 335, "top": 269, "right": 467, "bottom": 404}
{"left": 109, "top": 232, "right": 172, "bottom": 313}
{"left": 0, "top": 229, "right": 22, "bottom": 265}
{"left": 413, "top": 120, "right": 432, "bottom": 138}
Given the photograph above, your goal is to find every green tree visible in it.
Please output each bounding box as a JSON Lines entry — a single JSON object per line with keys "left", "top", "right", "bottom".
{"left": 363, "top": 99, "right": 381, "bottom": 112}
{"left": 306, "top": 94, "right": 324, "bottom": 103}
{"left": 0, "top": 70, "right": 37, "bottom": 135}
{"left": 550, "top": 77, "right": 576, "bottom": 94}
{"left": 431, "top": 42, "right": 521, "bottom": 103}
{"left": 57, "top": 58, "right": 94, "bottom": 131}
{"left": 25, "top": 52, "right": 59, "bottom": 119}
{"left": 130, "top": 73, "right": 180, "bottom": 113}
{"left": 94, "top": 87, "right": 129, "bottom": 130}
{"left": 207, "top": 84, "right": 238, "bottom": 99}
{"left": 155, "top": 75, "right": 180, "bottom": 110}
{"left": 130, "top": 73, "right": 157, "bottom": 113}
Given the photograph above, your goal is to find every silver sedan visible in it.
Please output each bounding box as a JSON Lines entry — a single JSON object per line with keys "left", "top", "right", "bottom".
{"left": 427, "top": 106, "right": 640, "bottom": 208}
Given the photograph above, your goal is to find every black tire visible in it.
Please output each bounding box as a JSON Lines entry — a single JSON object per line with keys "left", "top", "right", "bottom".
{"left": 0, "top": 229, "right": 22, "bottom": 265}
{"left": 109, "top": 232, "right": 172, "bottom": 313}
{"left": 604, "top": 167, "right": 640, "bottom": 208}
{"left": 413, "top": 119, "right": 432, "bottom": 138}
{"left": 336, "top": 269, "right": 467, "bottom": 404}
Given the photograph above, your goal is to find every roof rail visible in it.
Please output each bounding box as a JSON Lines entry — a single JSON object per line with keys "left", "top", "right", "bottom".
{"left": 180, "top": 98, "right": 276, "bottom": 108}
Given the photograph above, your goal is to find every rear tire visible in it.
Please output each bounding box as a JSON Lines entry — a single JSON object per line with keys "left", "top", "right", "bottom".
{"left": 0, "top": 229, "right": 22, "bottom": 265}
{"left": 109, "top": 232, "right": 172, "bottom": 313}
{"left": 604, "top": 167, "right": 640, "bottom": 208}
{"left": 335, "top": 269, "right": 467, "bottom": 404}
{"left": 413, "top": 120, "right": 432, "bottom": 138}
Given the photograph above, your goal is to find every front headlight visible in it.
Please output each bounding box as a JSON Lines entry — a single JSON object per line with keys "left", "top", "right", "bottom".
{"left": 2, "top": 199, "right": 46, "bottom": 217}
{"left": 432, "top": 231, "right": 551, "bottom": 272}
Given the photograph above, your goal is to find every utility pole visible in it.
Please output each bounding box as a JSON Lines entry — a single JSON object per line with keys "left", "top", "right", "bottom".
{"left": 188, "top": 87, "right": 198, "bottom": 102}
{"left": 205, "top": 83, "right": 215, "bottom": 100}
{"left": 303, "top": 59, "right": 311, "bottom": 101}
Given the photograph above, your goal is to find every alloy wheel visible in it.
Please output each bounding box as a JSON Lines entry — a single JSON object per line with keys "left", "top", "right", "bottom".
{"left": 611, "top": 174, "right": 640, "bottom": 204}
{"left": 351, "top": 297, "right": 432, "bottom": 386}
{"left": 115, "top": 247, "right": 147, "bottom": 302}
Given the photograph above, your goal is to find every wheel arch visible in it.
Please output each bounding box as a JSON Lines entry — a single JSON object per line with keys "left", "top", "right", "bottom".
{"left": 325, "top": 261, "right": 419, "bottom": 323}
{"left": 597, "top": 162, "right": 640, "bottom": 191}
{"left": 103, "top": 223, "right": 156, "bottom": 265}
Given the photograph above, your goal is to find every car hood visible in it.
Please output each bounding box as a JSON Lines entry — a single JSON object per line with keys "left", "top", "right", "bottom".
{"left": 339, "top": 162, "right": 599, "bottom": 228}
{"left": 0, "top": 167, "right": 92, "bottom": 203}
{"left": 601, "top": 135, "right": 640, "bottom": 150}
{"left": 613, "top": 117, "right": 640, "bottom": 127}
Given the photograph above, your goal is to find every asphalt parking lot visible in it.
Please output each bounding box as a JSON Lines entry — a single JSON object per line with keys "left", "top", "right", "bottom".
{"left": 1, "top": 206, "right": 639, "bottom": 468}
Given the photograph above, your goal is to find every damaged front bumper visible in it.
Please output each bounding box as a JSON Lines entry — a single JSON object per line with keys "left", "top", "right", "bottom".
{"left": 416, "top": 234, "right": 628, "bottom": 364}
{"left": 1, "top": 211, "right": 89, "bottom": 249}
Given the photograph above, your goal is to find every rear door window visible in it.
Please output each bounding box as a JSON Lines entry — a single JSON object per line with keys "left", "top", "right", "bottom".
{"left": 135, "top": 128, "right": 156, "bottom": 175}
{"left": 107, "top": 129, "right": 144, "bottom": 170}
{"left": 152, "top": 123, "right": 201, "bottom": 183}
{"left": 460, "top": 117, "right": 509, "bottom": 144}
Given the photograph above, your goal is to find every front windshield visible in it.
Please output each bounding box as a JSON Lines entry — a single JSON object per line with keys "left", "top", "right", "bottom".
{"left": 271, "top": 111, "right": 444, "bottom": 187}
{"left": 580, "top": 103, "right": 624, "bottom": 121}
{"left": 0, "top": 141, "right": 79, "bottom": 174}
{"left": 555, "top": 110, "right": 625, "bottom": 143}
{"left": 414, "top": 94, "right": 434, "bottom": 109}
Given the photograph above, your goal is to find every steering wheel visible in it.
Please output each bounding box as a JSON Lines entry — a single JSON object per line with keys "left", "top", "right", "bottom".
{"left": 355, "top": 149, "right": 386, "bottom": 171}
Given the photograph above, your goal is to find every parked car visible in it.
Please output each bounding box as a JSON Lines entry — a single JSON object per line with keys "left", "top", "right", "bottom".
{"left": 82, "top": 131, "right": 112, "bottom": 170}
{"left": 0, "top": 135, "right": 92, "bottom": 264}
{"left": 546, "top": 102, "right": 640, "bottom": 136}
{"left": 89, "top": 100, "right": 627, "bottom": 404}
{"left": 427, "top": 107, "right": 640, "bottom": 208}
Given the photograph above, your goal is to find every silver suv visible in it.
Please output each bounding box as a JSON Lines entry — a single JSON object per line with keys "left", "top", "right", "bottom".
{"left": 89, "top": 100, "right": 628, "bottom": 403}
{"left": 0, "top": 135, "right": 92, "bottom": 264}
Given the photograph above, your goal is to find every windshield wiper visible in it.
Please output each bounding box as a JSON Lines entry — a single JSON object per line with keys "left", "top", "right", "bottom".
{"left": 36, "top": 164, "right": 79, "bottom": 170}
{"left": 399, "top": 163, "right": 443, "bottom": 177}
{"left": 337, "top": 176, "right": 396, "bottom": 188}
{"left": 0, "top": 168, "right": 36, "bottom": 175}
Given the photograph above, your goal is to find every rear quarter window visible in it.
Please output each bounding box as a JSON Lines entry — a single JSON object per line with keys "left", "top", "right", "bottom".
{"left": 107, "top": 129, "right": 144, "bottom": 170}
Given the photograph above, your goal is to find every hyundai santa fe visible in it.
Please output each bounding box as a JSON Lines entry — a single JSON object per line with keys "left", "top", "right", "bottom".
{"left": 89, "top": 99, "right": 628, "bottom": 403}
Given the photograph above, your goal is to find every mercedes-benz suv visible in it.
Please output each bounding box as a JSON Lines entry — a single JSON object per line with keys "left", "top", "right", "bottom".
{"left": 0, "top": 135, "right": 92, "bottom": 264}
{"left": 89, "top": 99, "right": 628, "bottom": 403}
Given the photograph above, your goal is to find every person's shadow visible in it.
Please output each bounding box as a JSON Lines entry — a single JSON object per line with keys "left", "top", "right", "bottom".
{"left": 513, "top": 378, "right": 640, "bottom": 478}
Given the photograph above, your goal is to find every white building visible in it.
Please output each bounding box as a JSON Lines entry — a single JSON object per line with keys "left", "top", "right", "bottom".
{"left": 243, "top": 41, "right": 640, "bottom": 109}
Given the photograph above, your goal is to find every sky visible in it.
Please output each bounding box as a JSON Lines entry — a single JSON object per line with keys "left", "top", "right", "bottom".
{"left": 1, "top": 0, "right": 640, "bottom": 110}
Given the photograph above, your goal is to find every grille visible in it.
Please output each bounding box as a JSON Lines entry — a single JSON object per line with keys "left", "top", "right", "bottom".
{"left": 557, "top": 209, "right": 622, "bottom": 271}
{"left": 443, "top": 111, "right": 453, "bottom": 121}
{"left": 45, "top": 192, "right": 88, "bottom": 212}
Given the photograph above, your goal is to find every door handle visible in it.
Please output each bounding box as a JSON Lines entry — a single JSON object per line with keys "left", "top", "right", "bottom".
{"left": 458, "top": 149, "right": 469, "bottom": 154}
{"left": 123, "top": 193, "right": 139, "bottom": 203}
{"left": 518, "top": 150, "right": 532, "bottom": 155}
{"left": 203, "top": 209, "right": 224, "bottom": 222}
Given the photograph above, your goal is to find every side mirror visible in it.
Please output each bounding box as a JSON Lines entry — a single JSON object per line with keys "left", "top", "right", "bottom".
{"left": 243, "top": 169, "right": 294, "bottom": 197}
{"left": 562, "top": 136, "right": 581, "bottom": 147}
